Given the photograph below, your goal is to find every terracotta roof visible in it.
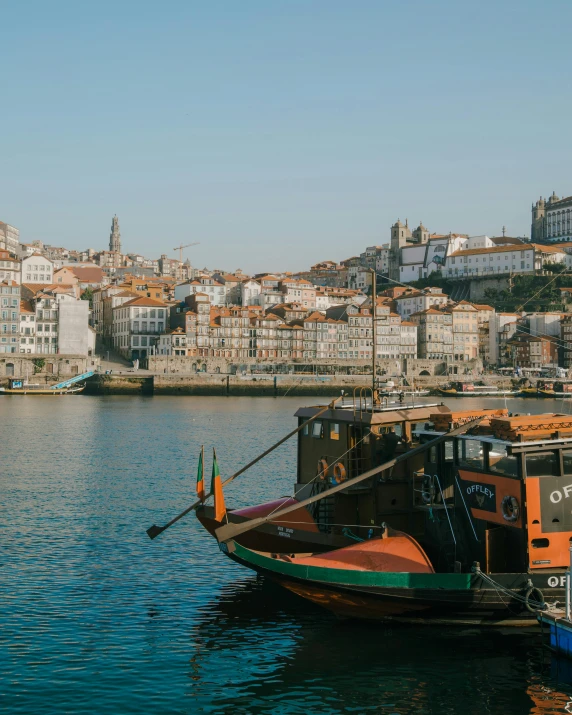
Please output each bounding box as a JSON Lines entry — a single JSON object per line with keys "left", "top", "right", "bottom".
{"left": 69, "top": 266, "right": 105, "bottom": 283}
{"left": 119, "top": 296, "right": 166, "bottom": 308}
{"left": 20, "top": 300, "right": 34, "bottom": 313}
{"left": 472, "top": 303, "right": 494, "bottom": 310}
{"left": 449, "top": 243, "right": 564, "bottom": 257}
{"left": 21, "top": 283, "right": 53, "bottom": 294}
{"left": 0, "top": 280, "right": 19, "bottom": 287}
{"left": 401, "top": 320, "right": 416, "bottom": 326}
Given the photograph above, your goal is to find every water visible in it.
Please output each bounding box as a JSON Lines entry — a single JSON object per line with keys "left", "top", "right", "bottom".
{"left": 3, "top": 395, "right": 572, "bottom": 714}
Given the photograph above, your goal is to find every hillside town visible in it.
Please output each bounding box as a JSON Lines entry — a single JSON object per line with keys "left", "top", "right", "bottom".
{"left": 3, "top": 194, "right": 572, "bottom": 379}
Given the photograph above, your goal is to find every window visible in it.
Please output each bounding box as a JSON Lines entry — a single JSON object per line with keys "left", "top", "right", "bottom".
{"left": 488, "top": 445, "right": 518, "bottom": 476}
{"left": 527, "top": 452, "right": 559, "bottom": 477}
{"left": 312, "top": 421, "right": 323, "bottom": 439}
{"left": 330, "top": 423, "right": 340, "bottom": 441}
{"left": 458, "top": 438, "right": 484, "bottom": 470}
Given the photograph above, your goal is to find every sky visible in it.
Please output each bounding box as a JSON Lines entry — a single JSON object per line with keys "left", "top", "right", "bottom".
{"left": 2, "top": 1, "right": 572, "bottom": 273}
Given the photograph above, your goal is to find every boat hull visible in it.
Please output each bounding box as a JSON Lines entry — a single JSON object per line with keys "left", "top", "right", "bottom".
{"left": 197, "top": 505, "right": 351, "bottom": 554}
{"left": 0, "top": 385, "right": 85, "bottom": 395}
{"left": 438, "top": 388, "right": 518, "bottom": 397}
{"left": 222, "top": 540, "right": 565, "bottom": 626}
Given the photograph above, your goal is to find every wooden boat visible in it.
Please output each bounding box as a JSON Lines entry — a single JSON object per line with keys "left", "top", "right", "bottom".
{"left": 0, "top": 372, "right": 93, "bottom": 395}
{"left": 537, "top": 381, "right": 572, "bottom": 398}
{"left": 187, "top": 398, "right": 572, "bottom": 626}
{"left": 438, "top": 381, "right": 519, "bottom": 397}
{"left": 147, "top": 272, "right": 571, "bottom": 625}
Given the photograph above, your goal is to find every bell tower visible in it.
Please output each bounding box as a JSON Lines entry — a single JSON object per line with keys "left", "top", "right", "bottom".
{"left": 531, "top": 197, "right": 545, "bottom": 242}
{"left": 109, "top": 215, "right": 121, "bottom": 253}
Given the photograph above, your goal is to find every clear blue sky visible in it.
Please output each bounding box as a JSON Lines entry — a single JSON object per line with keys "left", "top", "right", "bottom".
{"left": 2, "top": 1, "right": 571, "bottom": 273}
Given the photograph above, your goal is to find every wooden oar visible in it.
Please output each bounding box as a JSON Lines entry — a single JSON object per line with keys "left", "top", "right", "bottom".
{"left": 215, "top": 416, "right": 484, "bottom": 544}
{"left": 146, "top": 396, "right": 341, "bottom": 539}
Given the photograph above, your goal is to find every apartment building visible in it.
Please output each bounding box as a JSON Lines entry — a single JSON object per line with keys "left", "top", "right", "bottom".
{"left": 410, "top": 308, "right": 453, "bottom": 361}
{"left": 0, "top": 281, "right": 20, "bottom": 354}
{"left": 112, "top": 296, "right": 168, "bottom": 359}
{"left": 0, "top": 250, "right": 21, "bottom": 285}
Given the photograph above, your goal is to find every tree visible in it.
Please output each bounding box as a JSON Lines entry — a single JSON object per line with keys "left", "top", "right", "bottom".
{"left": 81, "top": 287, "right": 94, "bottom": 307}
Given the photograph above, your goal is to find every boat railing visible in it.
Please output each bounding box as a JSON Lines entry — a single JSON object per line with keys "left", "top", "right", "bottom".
{"left": 352, "top": 387, "right": 374, "bottom": 420}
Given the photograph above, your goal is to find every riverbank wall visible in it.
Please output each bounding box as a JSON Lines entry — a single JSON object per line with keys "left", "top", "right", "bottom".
{"left": 83, "top": 372, "right": 518, "bottom": 397}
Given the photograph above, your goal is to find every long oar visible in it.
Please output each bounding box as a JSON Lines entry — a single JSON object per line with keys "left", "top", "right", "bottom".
{"left": 146, "top": 397, "right": 341, "bottom": 539}
{"left": 215, "top": 416, "right": 484, "bottom": 544}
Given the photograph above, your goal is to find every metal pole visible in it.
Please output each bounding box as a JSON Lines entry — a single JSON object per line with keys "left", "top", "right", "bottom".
{"left": 566, "top": 546, "right": 572, "bottom": 621}
{"left": 371, "top": 269, "right": 377, "bottom": 398}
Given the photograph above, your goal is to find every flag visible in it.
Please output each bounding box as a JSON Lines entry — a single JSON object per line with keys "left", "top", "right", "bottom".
{"left": 211, "top": 448, "right": 226, "bottom": 522}
{"left": 196, "top": 446, "right": 205, "bottom": 501}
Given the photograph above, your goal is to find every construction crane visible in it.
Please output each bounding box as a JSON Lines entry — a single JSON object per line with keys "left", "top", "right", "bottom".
{"left": 173, "top": 242, "right": 200, "bottom": 262}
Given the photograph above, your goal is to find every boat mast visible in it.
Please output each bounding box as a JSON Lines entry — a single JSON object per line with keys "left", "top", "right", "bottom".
{"left": 371, "top": 268, "right": 377, "bottom": 400}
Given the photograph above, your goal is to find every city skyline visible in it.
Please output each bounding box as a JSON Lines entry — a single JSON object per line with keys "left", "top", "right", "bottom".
{"left": 2, "top": 1, "right": 572, "bottom": 272}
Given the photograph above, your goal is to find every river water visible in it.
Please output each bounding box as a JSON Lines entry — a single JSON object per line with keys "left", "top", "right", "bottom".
{"left": 3, "top": 395, "right": 572, "bottom": 714}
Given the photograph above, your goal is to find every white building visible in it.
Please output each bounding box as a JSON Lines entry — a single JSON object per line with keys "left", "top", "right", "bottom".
{"left": 394, "top": 288, "right": 449, "bottom": 318}
{"left": 0, "top": 222, "right": 19, "bottom": 253}
{"left": 22, "top": 255, "right": 54, "bottom": 284}
{"left": 0, "top": 250, "right": 21, "bottom": 284}
{"left": 112, "top": 296, "right": 168, "bottom": 360}
{"left": 57, "top": 294, "right": 91, "bottom": 355}
{"left": 174, "top": 277, "right": 227, "bottom": 306}
{"left": 442, "top": 244, "right": 565, "bottom": 278}
{"left": 241, "top": 279, "right": 261, "bottom": 306}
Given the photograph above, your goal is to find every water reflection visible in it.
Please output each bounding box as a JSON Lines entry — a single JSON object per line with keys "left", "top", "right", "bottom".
{"left": 2, "top": 395, "right": 572, "bottom": 714}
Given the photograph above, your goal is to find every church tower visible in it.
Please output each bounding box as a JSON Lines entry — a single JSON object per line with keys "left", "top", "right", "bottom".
{"left": 109, "top": 215, "right": 121, "bottom": 253}
{"left": 531, "top": 197, "right": 545, "bottom": 242}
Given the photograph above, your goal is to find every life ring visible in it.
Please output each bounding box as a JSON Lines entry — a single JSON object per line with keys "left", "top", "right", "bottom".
{"left": 421, "top": 475, "right": 434, "bottom": 505}
{"left": 332, "top": 462, "right": 347, "bottom": 484}
{"left": 524, "top": 585, "right": 546, "bottom": 613}
{"left": 317, "top": 458, "right": 329, "bottom": 481}
{"left": 501, "top": 495, "right": 520, "bottom": 522}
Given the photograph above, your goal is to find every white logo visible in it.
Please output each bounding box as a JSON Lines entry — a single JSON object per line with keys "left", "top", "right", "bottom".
{"left": 550, "top": 484, "right": 572, "bottom": 503}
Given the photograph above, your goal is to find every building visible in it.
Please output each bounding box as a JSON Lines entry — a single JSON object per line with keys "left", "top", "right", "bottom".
{"left": 0, "top": 222, "right": 19, "bottom": 253}
{"left": 450, "top": 302, "right": 479, "bottom": 361}
{"left": 19, "top": 299, "right": 36, "bottom": 353}
{"left": 410, "top": 308, "right": 453, "bottom": 361}
{"left": 21, "top": 255, "right": 54, "bottom": 284}
{"left": 175, "top": 277, "right": 227, "bottom": 306}
{"left": 0, "top": 249, "right": 21, "bottom": 284}
{"left": 241, "top": 279, "right": 261, "bottom": 306}
{"left": 393, "top": 287, "right": 448, "bottom": 319}
{"left": 441, "top": 243, "right": 566, "bottom": 278}
{"left": 157, "top": 327, "right": 191, "bottom": 356}
{"left": 0, "top": 281, "right": 20, "bottom": 354}
{"left": 109, "top": 215, "right": 121, "bottom": 253}
{"left": 112, "top": 296, "right": 168, "bottom": 359}
{"left": 561, "top": 316, "right": 572, "bottom": 369}
{"left": 57, "top": 294, "right": 92, "bottom": 355}
{"left": 488, "top": 313, "right": 519, "bottom": 365}
{"left": 508, "top": 334, "right": 558, "bottom": 369}
{"left": 532, "top": 193, "right": 572, "bottom": 243}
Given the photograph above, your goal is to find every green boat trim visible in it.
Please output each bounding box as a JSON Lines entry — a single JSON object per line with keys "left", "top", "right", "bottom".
{"left": 224, "top": 540, "right": 474, "bottom": 591}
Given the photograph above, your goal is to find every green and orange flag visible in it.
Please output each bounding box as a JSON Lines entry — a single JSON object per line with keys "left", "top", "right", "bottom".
{"left": 211, "top": 448, "right": 227, "bottom": 523}
{"left": 196, "top": 446, "right": 205, "bottom": 501}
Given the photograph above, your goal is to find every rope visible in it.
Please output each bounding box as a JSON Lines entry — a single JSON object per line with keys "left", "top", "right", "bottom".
{"left": 473, "top": 566, "right": 551, "bottom": 611}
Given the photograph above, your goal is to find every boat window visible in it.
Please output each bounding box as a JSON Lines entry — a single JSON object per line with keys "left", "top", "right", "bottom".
{"left": 330, "top": 423, "right": 340, "bottom": 441}
{"left": 458, "top": 439, "right": 484, "bottom": 470}
{"left": 488, "top": 445, "right": 518, "bottom": 477}
{"left": 563, "top": 451, "right": 572, "bottom": 475}
{"left": 526, "top": 452, "right": 559, "bottom": 477}
{"left": 394, "top": 424, "right": 403, "bottom": 438}
{"left": 302, "top": 423, "right": 309, "bottom": 436}
{"left": 444, "top": 440, "right": 454, "bottom": 462}
{"left": 428, "top": 445, "right": 437, "bottom": 463}
{"left": 312, "top": 421, "right": 323, "bottom": 439}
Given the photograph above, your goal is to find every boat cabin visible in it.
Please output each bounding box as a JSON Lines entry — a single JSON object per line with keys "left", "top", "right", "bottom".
{"left": 294, "top": 397, "right": 572, "bottom": 576}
